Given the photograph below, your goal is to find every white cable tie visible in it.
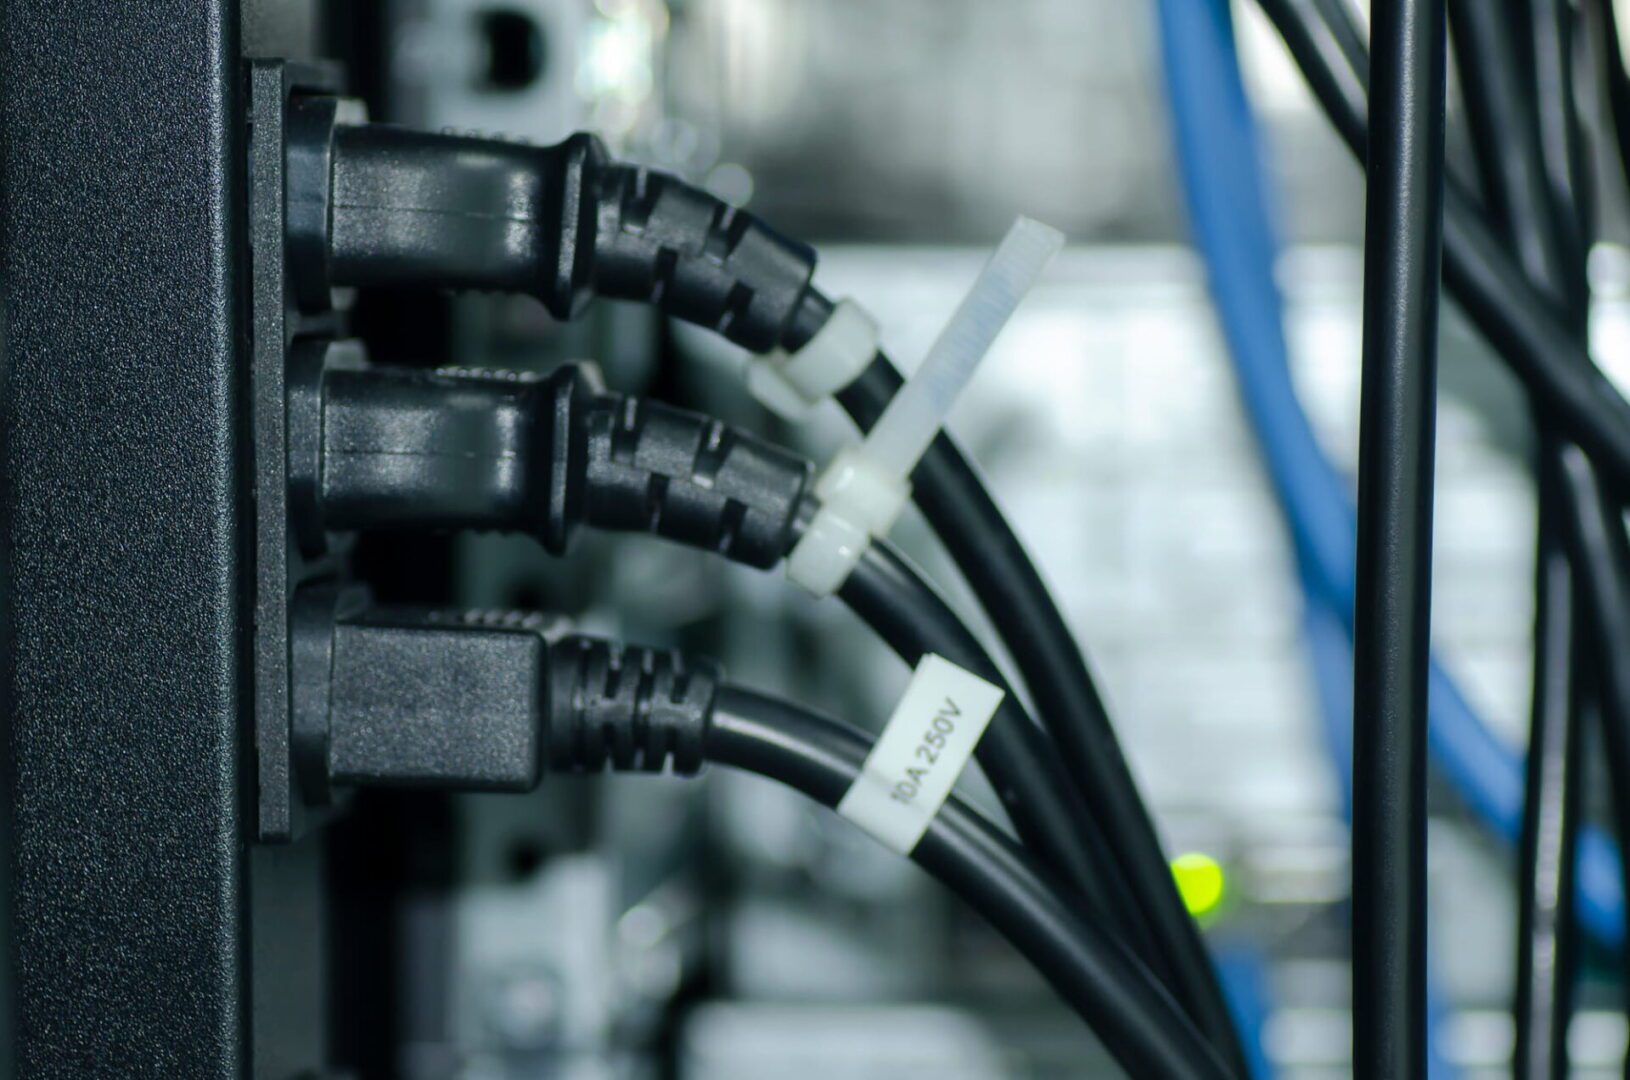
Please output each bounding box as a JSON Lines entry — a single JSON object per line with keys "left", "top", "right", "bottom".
{"left": 786, "top": 216, "right": 1064, "bottom": 596}
{"left": 836, "top": 654, "right": 1005, "bottom": 855}
{"left": 747, "top": 298, "right": 881, "bottom": 420}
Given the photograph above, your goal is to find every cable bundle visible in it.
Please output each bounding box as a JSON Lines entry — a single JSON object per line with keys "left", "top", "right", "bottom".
{"left": 1167, "top": 1, "right": 1630, "bottom": 1076}
{"left": 288, "top": 101, "right": 1248, "bottom": 1074}
{"left": 289, "top": 14, "right": 1630, "bottom": 1067}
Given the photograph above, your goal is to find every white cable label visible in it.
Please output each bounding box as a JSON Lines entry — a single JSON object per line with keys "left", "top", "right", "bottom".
{"left": 837, "top": 654, "right": 1005, "bottom": 855}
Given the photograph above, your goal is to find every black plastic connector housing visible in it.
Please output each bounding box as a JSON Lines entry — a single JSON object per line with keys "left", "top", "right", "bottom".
{"left": 294, "top": 110, "right": 819, "bottom": 351}
{"left": 325, "top": 606, "right": 549, "bottom": 792}
{"left": 546, "top": 636, "right": 717, "bottom": 775}
{"left": 314, "top": 359, "right": 812, "bottom": 569}
{"left": 586, "top": 164, "right": 819, "bottom": 351}
{"left": 311, "top": 360, "right": 591, "bottom": 552}
{"left": 291, "top": 601, "right": 717, "bottom": 799}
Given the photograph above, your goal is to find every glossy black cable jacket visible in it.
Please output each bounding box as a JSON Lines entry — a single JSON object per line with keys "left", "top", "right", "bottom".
{"left": 1312, "top": 0, "right": 1371, "bottom": 85}
{"left": 312, "top": 359, "right": 1166, "bottom": 991}
{"left": 1591, "top": 0, "right": 1630, "bottom": 207}
{"left": 1351, "top": 2, "right": 1445, "bottom": 1076}
{"left": 1564, "top": 0, "right": 1630, "bottom": 1049}
{"left": 1448, "top": 0, "right": 1572, "bottom": 297}
{"left": 1528, "top": 0, "right": 1592, "bottom": 307}
{"left": 1516, "top": 6, "right": 1594, "bottom": 1072}
{"left": 704, "top": 686, "right": 1233, "bottom": 1080}
{"left": 837, "top": 534, "right": 1161, "bottom": 965}
{"left": 1517, "top": 448, "right": 1585, "bottom": 1080}
{"left": 844, "top": 534, "right": 1150, "bottom": 954}
{"left": 1555, "top": 443, "right": 1630, "bottom": 954}
{"left": 1257, "top": 0, "right": 1371, "bottom": 151}
{"left": 1553, "top": 455, "right": 1630, "bottom": 1075}
{"left": 1264, "top": 11, "right": 1620, "bottom": 1045}
{"left": 828, "top": 356, "right": 1248, "bottom": 1075}
{"left": 320, "top": 111, "right": 1240, "bottom": 1061}
{"left": 1301, "top": 17, "right": 1585, "bottom": 1067}
{"left": 1449, "top": 6, "right": 1587, "bottom": 1073}
{"left": 1253, "top": 0, "right": 1630, "bottom": 491}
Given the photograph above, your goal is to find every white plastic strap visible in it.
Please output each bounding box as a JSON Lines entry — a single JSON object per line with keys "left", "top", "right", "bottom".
{"left": 786, "top": 217, "right": 1064, "bottom": 596}
{"left": 747, "top": 299, "right": 881, "bottom": 420}
{"left": 836, "top": 654, "right": 1005, "bottom": 855}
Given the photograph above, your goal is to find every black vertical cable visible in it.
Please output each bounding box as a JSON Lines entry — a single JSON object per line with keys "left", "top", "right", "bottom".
{"left": 837, "top": 536, "right": 1160, "bottom": 961}
{"left": 1517, "top": 453, "right": 1585, "bottom": 1080}
{"left": 1575, "top": 9, "right": 1630, "bottom": 1052}
{"left": 1449, "top": 3, "right": 1589, "bottom": 1073}
{"left": 1352, "top": 2, "right": 1445, "bottom": 1076}
{"left": 1591, "top": 0, "right": 1630, "bottom": 200}
{"left": 1521, "top": 1, "right": 1594, "bottom": 1073}
{"left": 1447, "top": 0, "right": 1561, "bottom": 286}
{"left": 1556, "top": 445, "right": 1630, "bottom": 950}
{"left": 1529, "top": 0, "right": 1591, "bottom": 304}
{"left": 1555, "top": 409, "right": 1630, "bottom": 1080}
{"left": 1254, "top": 0, "right": 1630, "bottom": 490}
{"left": 1279, "top": 0, "right": 1630, "bottom": 1019}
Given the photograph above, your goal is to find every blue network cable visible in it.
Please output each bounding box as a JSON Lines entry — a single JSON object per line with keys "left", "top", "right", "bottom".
{"left": 1152, "top": 0, "right": 1622, "bottom": 944}
{"left": 1213, "top": 944, "right": 1276, "bottom": 1080}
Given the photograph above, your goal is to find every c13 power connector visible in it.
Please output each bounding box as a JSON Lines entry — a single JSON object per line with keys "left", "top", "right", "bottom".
{"left": 287, "top": 98, "right": 823, "bottom": 352}
{"left": 301, "top": 355, "right": 811, "bottom": 569}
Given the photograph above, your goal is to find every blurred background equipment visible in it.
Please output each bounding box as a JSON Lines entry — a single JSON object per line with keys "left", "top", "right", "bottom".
{"left": 10, "top": 0, "right": 1630, "bottom": 1077}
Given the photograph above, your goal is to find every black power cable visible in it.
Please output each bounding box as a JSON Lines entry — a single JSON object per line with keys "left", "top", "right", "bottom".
{"left": 829, "top": 353, "right": 1247, "bottom": 1075}
{"left": 838, "top": 535, "right": 1161, "bottom": 962}
{"left": 1567, "top": 0, "right": 1630, "bottom": 1049}
{"left": 1591, "top": 0, "right": 1630, "bottom": 203}
{"left": 1528, "top": 0, "right": 1592, "bottom": 305}
{"left": 1556, "top": 446, "right": 1630, "bottom": 946}
{"left": 1520, "top": 0, "right": 1597, "bottom": 1070}
{"left": 1351, "top": 3, "right": 1445, "bottom": 1077}
{"left": 1556, "top": 438, "right": 1630, "bottom": 913}
{"left": 1517, "top": 449, "right": 1586, "bottom": 1080}
{"left": 300, "top": 117, "right": 1245, "bottom": 1066}
{"left": 311, "top": 359, "right": 1163, "bottom": 976}
{"left": 1449, "top": 0, "right": 1569, "bottom": 291}
{"left": 704, "top": 687, "right": 1233, "bottom": 1080}
{"left": 298, "top": 611, "right": 1229, "bottom": 1079}
{"left": 1447, "top": 3, "right": 1590, "bottom": 1072}
{"left": 1312, "top": 0, "right": 1372, "bottom": 84}
{"left": 1272, "top": 4, "right": 1630, "bottom": 1065}
{"left": 1254, "top": 0, "right": 1630, "bottom": 490}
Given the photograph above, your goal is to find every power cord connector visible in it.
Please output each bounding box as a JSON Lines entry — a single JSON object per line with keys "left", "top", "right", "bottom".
{"left": 308, "top": 352, "right": 1150, "bottom": 970}
{"left": 288, "top": 598, "right": 1225, "bottom": 1078}
{"left": 294, "top": 600, "right": 717, "bottom": 798}
{"left": 290, "top": 106, "right": 818, "bottom": 352}
{"left": 312, "top": 359, "right": 811, "bottom": 569}
{"left": 545, "top": 635, "right": 717, "bottom": 775}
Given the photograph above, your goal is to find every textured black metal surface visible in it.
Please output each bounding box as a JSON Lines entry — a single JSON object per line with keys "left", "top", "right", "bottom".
{"left": 0, "top": 1, "right": 247, "bottom": 1075}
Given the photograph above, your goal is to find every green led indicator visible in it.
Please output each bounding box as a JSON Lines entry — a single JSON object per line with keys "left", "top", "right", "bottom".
{"left": 1171, "top": 852, "right": 1227, "bottom": 918}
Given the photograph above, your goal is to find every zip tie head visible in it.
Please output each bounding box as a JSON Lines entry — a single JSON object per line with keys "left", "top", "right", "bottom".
{"left": 814, "top": 446, "right": 912, "bottom": 534}
{"left": 785, "top": 504, "right": 873, "bottom": 598}
{"left": 747, "top": 298, "right": 881, "bottom": 420}
{"left": 785, "top": 217, "right": 1065, "bottom": 597}
{"left": 784, "top": 445, "right": 915, "bottom": 595}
